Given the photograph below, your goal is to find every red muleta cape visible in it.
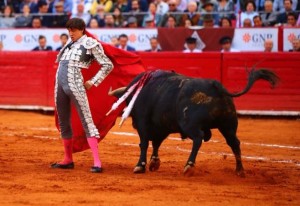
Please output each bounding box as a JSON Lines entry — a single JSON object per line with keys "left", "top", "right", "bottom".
{"left": 55, "top": 31, "right": 145, "bottom": 152}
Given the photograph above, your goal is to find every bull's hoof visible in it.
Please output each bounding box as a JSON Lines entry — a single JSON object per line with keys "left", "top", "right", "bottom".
{"left": 236, "top": 169, "right": 246, "bottom": 178}
{"left": 183, "top": 162, "right": 195, "bottom": 177}
{"left": 149, "top": 157, "right": 160, "bottom": 172}
{"left": 133, "top": 166, "right": 146, "bottom": 174}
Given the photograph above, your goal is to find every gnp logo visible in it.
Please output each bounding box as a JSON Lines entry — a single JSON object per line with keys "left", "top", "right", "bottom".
{"left": 14, "top": 34, "right": 23, "bottom": 43}
{"left": 243, "top": 33, "right": 273, "bottom": 43}
{"left": 128, "top": 33, "right": 137, "bottom": 43}
{"left": 53, "top": 34, "right": 61, "bottom": 43}
{"left": 242, "top": 33, "right": 251, "bottom": 43}
{"left": 15, "top": 34, "right": 40, "bottom": 43}
{"left": 287, "top": 33, "right": 300, "bottom": 42}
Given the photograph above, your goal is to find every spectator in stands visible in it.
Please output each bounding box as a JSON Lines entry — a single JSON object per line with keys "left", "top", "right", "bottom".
{"left": 0, "top": 5, "right": 15, "bottom": 28}
{"left": 48, "top": 0, "right": 55, "bottom": 14}
{"left": 125, "top": 16, "right": 138, "bottom": 28}
{"left": 145, "top": 37, "right": 161, "bottom": 52}
{"left": 289, "top": 38, "right": 300, "bottom": 51}
{"left": 90, "top": 0, "right": 113, "bottom": 16}
{"left": 216, "top": 0, "right": 235, "bottom": 20}
{"left": 260, "top": 0, "right": 278, "bottom": 27}
{"left": 32, "top": 1, "right": 53, "bottom": 27}
{"left": 19, "top": 0, "right": 39, "bottom": 13}
{"left": 155, "top": 0, "right": 169, "bottom": 16}
{"left": 235, "top": 0, "right": 259, "bottom": 13}
{"left": 142, "top": 2, "right": 162, "bottom": 27}
{"left": 111, "top": 0, "right": 128, "bottom": 12}
{"left": 144, "top": 15, "right": 156, "bottom": 28}
{"left": 14, "top": 4, "right": 32, "bottom": 28}
{"left": 93, "top": 5, "right": 105, "bottom": 27}
{"left": 51, "top": 1, "right": 70, "bottom": 28}
{"left": 236, "top": 0, "right": 259, "bottom": 27}
{"left": 88, "top": 17, "right": 100, "bottom": 28}
{"left": 184, "top": 19, "right": 192, "bottom": 28}
{"left": 31, "top": 17, "right": 42, "bottom": 28}
{"left": 255, "top": 0, "right": 266, "bottom": 11}
{"left": 198, "top": 0, "right": 214, "bottom": 12}
{"left": 165, "top": 15, "right": 177, "bottom": 28}
{"left": 158, "top": 0, "right": 181, "bottom": 27}
{"left": 276, "top": 0, "right": 295, "bottom": 25}
{"left": 32, "top": 35, "right": 53, "bottom": 51}
{"left": 110, "top": 36, "right": 119, "bottom": 46}
{"left": 253, "top": 15, "right": 264, "bottom": 27}
{"left": 285, "top": 12, "right": 298, "bottom": 26}
{"left": 219, "top": 16, "right": 232, "bottom": 27}
{"left": 177, "top": 0, "right": 188, "bottom": 12}
{"left": 104, "top": 13, "right": 117, "bottom": 28}
{"left": 126, "top": 0, "right": 148, "bottom": 12}
{"left": 198, "top": 1, "right": 219, "bottom": 26}
{"left": 71, "top": 3, "right": 91, "bottom": 25}
{"left": 264, "top": 39, "right": 274, "bottom": 52}
{"left": 297, "top": 13, "right": 300, "bottom": 26}
{"left": 112, "top": 7, "right": 124, "bottom": 27}
{"left": 1, "top": 0, "right": 22, "bottom": 13}
{"left": 51, "top": 0, "right": 73, "bottom": 14}
{"left": 235, "top": 0, "right": 246, "bottom": 14}
{"left": 56, "top": 33, "right": 69, "bottom": 51}
{"left": 117, "top": 34, "right": 136, "bottom": 51}
{"left": 125, "top": 0, "right": 144, "bottom": 27}
{"left": 219, "top": 36, "right": 239, "bottom": 52}
{"left": 243, "top": 18, "right": 252, "bottom": 27}
{"left": 72, "top": 0, "right": 93, "bottom": 14}
{"left": 273, "top": 0, "right": 298, "bottom": 12}
{"left": 180, "top": 1, "right": 201, "bottom": 26}
{"left": 202, "top": 14, "right": 217, "bottom": 27}
{"left": 183, "top": 37, "right": 202, "bottom": 53}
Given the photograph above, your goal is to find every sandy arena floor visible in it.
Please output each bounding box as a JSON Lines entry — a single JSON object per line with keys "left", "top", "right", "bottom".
{"left": 0, "top": 110, "right": 299, "bottom": 206}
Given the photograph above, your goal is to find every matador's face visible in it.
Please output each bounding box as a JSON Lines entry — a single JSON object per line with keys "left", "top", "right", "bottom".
{"left": 68, "top": 28, "right": 84, "bottom": 42}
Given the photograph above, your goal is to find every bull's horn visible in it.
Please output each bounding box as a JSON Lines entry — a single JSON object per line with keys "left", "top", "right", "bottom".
{"left": 108, "top": 87, "right": 126, "bottom": 96}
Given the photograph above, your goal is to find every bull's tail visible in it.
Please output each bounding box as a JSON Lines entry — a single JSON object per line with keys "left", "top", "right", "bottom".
{"left": 217, "top": 69, "right": 280, "bottom": 98}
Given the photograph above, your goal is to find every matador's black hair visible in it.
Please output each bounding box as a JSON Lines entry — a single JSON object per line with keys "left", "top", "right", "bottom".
{"left": 66, "top": 18, "right": 86, "bottom": 31}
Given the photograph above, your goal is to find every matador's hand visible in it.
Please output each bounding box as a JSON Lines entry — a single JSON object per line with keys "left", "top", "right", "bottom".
{"left": 84, "top": 80, "right": 94, "bottom": 90}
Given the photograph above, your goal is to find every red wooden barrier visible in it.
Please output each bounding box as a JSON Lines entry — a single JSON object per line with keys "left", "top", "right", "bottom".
{"left": 0, "top": 51, "right": 299, "bottom": 115}
{"left": 0, "top": 51, "right": 56, "bottom": 109}
{"left": 222, "top": 52, "right": 300, "bottom": 112}
{"left": 138, "top": 52, "right": 222, "bottom": 80}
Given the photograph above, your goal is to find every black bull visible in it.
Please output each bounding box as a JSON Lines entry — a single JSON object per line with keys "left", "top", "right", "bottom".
{"left": 108, "top": 69, "right": 279, "bottom": 176}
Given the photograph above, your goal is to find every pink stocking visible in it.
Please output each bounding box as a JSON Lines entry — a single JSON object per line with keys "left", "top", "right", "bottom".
{"left": 87, "top": 137, "right": 101, "bottom": 168}
{"left": 59, "top": 138, "right": 73, "bottom": 164}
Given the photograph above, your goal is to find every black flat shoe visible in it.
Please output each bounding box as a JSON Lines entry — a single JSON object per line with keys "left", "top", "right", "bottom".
{"left": 51, "top": 162, "right": 74, "bottom": 169}
{"left": 90, "top": 166, "right": 102, "bottom": 173}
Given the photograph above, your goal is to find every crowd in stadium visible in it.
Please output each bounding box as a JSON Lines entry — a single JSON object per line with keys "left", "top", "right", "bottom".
{"left": 0, "top": 0, "right": 300, "bottom": 29}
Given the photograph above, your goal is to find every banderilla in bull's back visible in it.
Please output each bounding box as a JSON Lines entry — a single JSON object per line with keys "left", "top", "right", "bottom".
{"left": 107, "top": 68, "right": 280, "bottom": 177}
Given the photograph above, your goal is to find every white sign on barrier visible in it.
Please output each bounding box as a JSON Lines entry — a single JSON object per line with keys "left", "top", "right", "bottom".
{"left": 1, "top": 28, "right": 299, "bottom": 52}
{"left": 232, "top": 28, "right": 278, "bottom": 51}
{"left": 283, "top": 28, "right": 300, "bottom": 51}
{"left": 0, "top": 28, "right": 158, "bottom": 51}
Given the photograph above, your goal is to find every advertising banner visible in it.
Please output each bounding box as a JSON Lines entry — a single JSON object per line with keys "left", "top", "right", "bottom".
{"left": 0, "top": 28, "right": 158, "bottom": 51}
{"left": 283, "top": 28, "right": 300, "bottom": 51}
{"left": 232, "top": 28, "right": 278, "bottom": 51}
